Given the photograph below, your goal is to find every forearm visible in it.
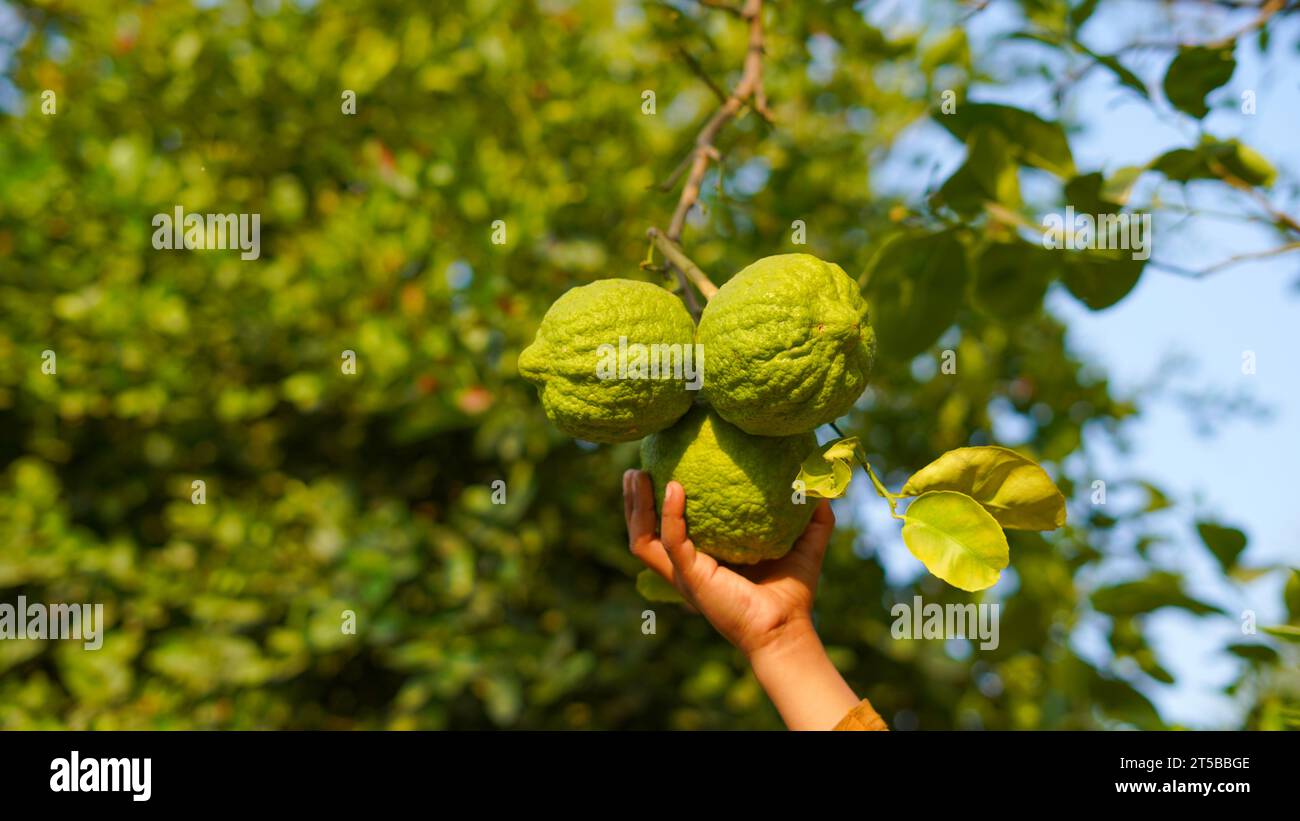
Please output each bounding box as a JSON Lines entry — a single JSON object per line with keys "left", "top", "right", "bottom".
{"left": 747, "top": 619, "right": 863, "bottom": 731}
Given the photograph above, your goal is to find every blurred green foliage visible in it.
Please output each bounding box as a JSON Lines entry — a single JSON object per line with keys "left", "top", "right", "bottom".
{"left": 0, "top": 0, "right": 1296, "bottom": 729}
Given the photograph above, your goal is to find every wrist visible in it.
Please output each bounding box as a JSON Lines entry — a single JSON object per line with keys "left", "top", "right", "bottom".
{"left": 745, "top": 615, "right": 821, "bottom": 669}
{"left": 745, "top": 616, "right": 861, "bottom": 731}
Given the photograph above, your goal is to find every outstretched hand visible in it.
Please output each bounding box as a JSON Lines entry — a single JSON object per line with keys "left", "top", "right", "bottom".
{"left": 623, "top": 469, "right": 835, "bottom": 659}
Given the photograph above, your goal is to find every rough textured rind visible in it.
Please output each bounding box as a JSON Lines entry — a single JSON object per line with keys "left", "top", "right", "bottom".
{"left": 640, "top": 405, "right": 818, "bottom": 564}
{"left": 697, "top": 253, "right": 876, "bottom": 436}
{"left": 518, "top": 279, "right": 697, "bottom": 443}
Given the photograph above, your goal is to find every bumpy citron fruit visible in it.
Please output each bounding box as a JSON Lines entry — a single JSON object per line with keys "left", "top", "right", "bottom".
{"left": 640, "top": 404, "right": 818, "bottom": 564}
{"left": 518, "top": 279, "right": 697, "bottom": 443}
{"left": 697, "top": 253, "right": 875, "bottom": 436}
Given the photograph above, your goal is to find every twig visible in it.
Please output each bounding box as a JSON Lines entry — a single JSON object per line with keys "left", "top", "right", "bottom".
{"left": 696, "top": 0, "right": 745, "bottom": 17}
{"left": 960, "top": 0, "right": 992, "bottom": 24}
{"left": 1148, "top": 240, "right": 1300, "bottom": 278}
{"left": 653, "top": 151, "right": 695, "bottom": 192}
{"left": 666, "top": 0, "right": 769, "bottom": 241}
{"left": 652, "top": 0, "right": 770, "bottom": 317}
{"left": 1211, "top": 0, "right": 1287, "bottom": 48}
{"left": 1208, "top": 159, "right": 1300, "bottom": 234}
{"left": 647, "top": 228, "right": 719, "bottom": 299}
{"left": 982, "top": 201, "right": 1300, "bottom": 278}
{"left": 1119, "top": 0, "right": 1295, "bottom": 51}
{"left": 676, "top": 46, "right": 729, "bottom": 105}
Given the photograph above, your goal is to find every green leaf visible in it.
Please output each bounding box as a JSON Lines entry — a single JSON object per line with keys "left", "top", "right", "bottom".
{"left": 1135, "top": 649, "right": 1174, "bottom": 684}
{"left": 1285, "top": 569, "right": 1300, "bottom": 622}
{"left": 1086, "top": 664, "right": 1164, "bottom": 728}
{"left": 1092, "top": 52, "right": 1148, "bottom": 98}
{"left": 1151, "top": 139, "right": 1276, "bottom": 187}
{"left": 1163, "top": 45, "right": 1236, "bottom": 118}
{"left": 1101, "top": 166, "right": 1144, "bottom": 205}
{"left": 1069, "top": 0, "right": 1101, "bottom": 29}
{"left": 901, "top": 490, "right": 1010, "bottom": 591}
{"left": 793, "top": 437, "right": 860, "bottom": 500}
{"left": 936, "top": 102, "right": 1075, "bottom": 177}
{"left": 1091, "top": 572, "right": 1223, "bottom": 617}
{"left": 1061, "top": 249, "right": 1145, "bottom": 310}
{"left": 1064, "top": 172, "right": 1122, "bottom": 216}
{"left": 860, "top": 230, "right": 968, "bottom": 359}
{"left": 972, "top": 241, "right": 1058, "bottom": 322}
{"left": 1227, "top": 643, "right": 1279, "bottom": 664}
{"left": 900, "top": 446, "right": 1066, "bottom": 530}
{"left": 1228, "top": 565, "right": 1271, "bottom": 583}
{"left": 1139, "top": 481, "right": 1172, "bottom": 512}
{"left": 1196, "top": 521, "right": 1247, "bottom": 573}
{"left": 920, "top": 28, "right": 968, "bottom": 72}
{"left": 636, "top": 570, "right": 683, "bottom": 604}
{"left": 936, "top": 126, "right": 1020, "bottom": 217}
{"left": 1262, "top": 625, "right": 1300, "bottom": 643}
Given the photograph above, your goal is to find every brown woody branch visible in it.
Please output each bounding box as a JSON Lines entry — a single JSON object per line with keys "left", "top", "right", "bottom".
{"left": 653, "top": 0, "right": 770, "bottom": 316}
{"left": 667, "top": 0, "right": 770, "bottom": 241}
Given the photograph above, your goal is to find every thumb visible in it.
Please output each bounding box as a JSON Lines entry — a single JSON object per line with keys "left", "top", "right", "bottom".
{"left": 789, "top": 499, "right": 834, "bottom": 574}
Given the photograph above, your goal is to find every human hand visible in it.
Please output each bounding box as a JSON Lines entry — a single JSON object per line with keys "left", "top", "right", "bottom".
{"left": 623, "top": 469, "right": 835, "bottom": 659}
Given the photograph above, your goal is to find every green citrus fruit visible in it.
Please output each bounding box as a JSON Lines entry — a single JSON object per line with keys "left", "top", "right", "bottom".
{"left": 640, "top": 404, "right": 818, "bottom": 564}
{"left": 697, "top": 253, "right": 875, "bottom": 436}
{"left": 518, "top": 279, "right": 698, "bottom": 443}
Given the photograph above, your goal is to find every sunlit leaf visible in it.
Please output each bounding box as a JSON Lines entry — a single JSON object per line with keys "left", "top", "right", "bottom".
{"left": 1151, "top": 138, "right": 1276, "bottom": 187}
{"left": 1262, "top": 625, "right": 1300, "bottom": 643}
{"left": 793, "top": 437, "right": 860, "bottom": 500}
{"left": 901, "top": 491, "right": 1010, "bottom": 591}
{"left": 900, "top": 446, "right": 1066, "bottom": 530}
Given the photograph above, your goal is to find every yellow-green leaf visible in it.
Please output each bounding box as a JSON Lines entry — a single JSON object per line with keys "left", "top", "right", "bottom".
{"left": 793, "top": 437, "right": 860, "bottom": 499}
{"left": 636, "top": 570, "right": 683, "bottom": 603}
{"left": 901, "top": 491, "right": 1010, "bottom": 591}
{"left": 1263, "top": 625, "right": 1300, "bottom": 644}
{"left": 900, "top": 446, "right": 1066, "bottom": 530}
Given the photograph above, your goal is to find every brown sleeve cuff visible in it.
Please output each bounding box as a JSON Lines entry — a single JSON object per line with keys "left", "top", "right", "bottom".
{"left": 832, "top": 698, "right": 889, "bottom": 731}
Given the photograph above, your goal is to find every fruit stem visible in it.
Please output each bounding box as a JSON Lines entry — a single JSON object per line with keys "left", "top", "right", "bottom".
{"left": 830, "top": 422, "right": 903, "bottom": 520}
{"left": 647, "top": 227, "right": 720, "bottom": 303}
{"left": 864, "top": 460, "right": 903, "bottom": 520}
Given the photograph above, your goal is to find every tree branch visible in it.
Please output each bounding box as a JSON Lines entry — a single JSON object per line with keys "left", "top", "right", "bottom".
{"left": 647, "top": 228, "right": 720, "bottom": 299}
{"left": 676, "top": 46, "right": 729, "bottom": 105}
{"left": 1147, "top": 240, "right": 1300, "bottom": 278}
{"left": 1208, "top": 158, "right": 1300, "bottom": 235}
{"left": 666, "top": 0, "right": 769, "bottom": 241}
{"left": 650, "top": 0, "right": 770, "bottom": 317}
{"left": 1119, "top": 0, "right": 1296, "bottom": 51}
